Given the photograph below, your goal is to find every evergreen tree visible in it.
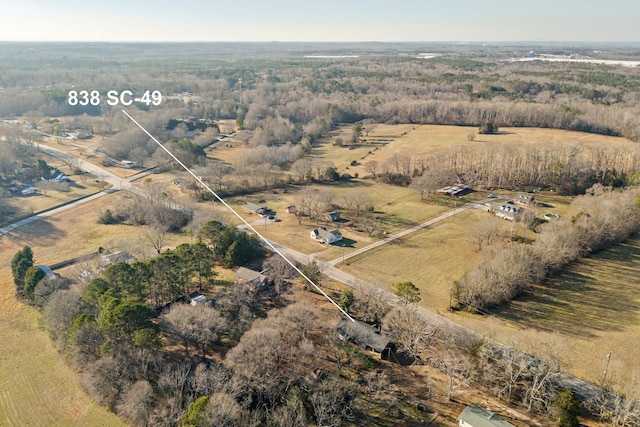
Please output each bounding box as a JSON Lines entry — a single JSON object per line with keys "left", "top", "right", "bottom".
{"left": 11, "top": 246, "right": 34, "bottom": 292}
{"left": 24, "top": 265, "right": 46, "bottom": 300}
{"left": 394, "top": 281, "right": 421, "bottom": 305}
{"left": 554, "top": 389, "right": 580, "bottom": 427}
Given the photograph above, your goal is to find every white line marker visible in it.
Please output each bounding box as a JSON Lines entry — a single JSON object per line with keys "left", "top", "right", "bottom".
{"left": 122, "top": 109, "right": 354, "bottom": 321}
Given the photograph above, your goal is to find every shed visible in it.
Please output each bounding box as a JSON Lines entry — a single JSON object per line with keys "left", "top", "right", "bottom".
{"left": 190, "top": 295, "right": 207, "bottom": 306}
{"left": 100, "top": 251, "right": 135, "bottom": 268}
{"left": 285, "top": 205, "right": 297, "bottom": 214}
{"left": 326, "top": 211, "right": 340, "bottom": 222}
{"left": 457, "top": 404, "right": 515, "bottom": 427}
{"left": 37, "top": 265, "right": 57, "bottom": 281}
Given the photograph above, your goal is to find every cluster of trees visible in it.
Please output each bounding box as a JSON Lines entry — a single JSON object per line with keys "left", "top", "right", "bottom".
{"left": 38, "top": 249, "right": 363, "bottom": 427}
{"left": 339, "top": 288, "right": 573, "bottom": 421}
{"left": 406, "top": 142, "right": 640, "bottom": 196}
{"left": 455, "top": 185, "right": 640, "bottom": 311}
{"left": 198, "top": 220, "right": 264, "bottom": 268}
{"left": 11, "top": 246, "right": 35, "bottom": 297}
{"left": 100, "top": 186, "right": 193, "bottom": 233}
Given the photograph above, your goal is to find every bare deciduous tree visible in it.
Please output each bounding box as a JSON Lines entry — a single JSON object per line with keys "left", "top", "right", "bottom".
{"left": 469, "top": 216, "right": 502, "bottom": 251}
{"left": 382, "top": 306, "right": 438, "bottom": 358}
{"left": 117, "top": 380, "right": 154, "bottom": 427}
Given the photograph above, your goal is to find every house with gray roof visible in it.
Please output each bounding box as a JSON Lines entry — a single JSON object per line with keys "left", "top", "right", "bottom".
{"left": 310, "top": 227, "right": 343, "bottom": 244}
{"left": 243, "top": 202, "right": 267, "bottom": 216}
{"left": 336, "top": 318, "right": 394, "bottom": 359}
{"left": 514, "top": 193, "right": 535, "bottom": 207}
{"left": 235, "top": 266, "right": 272, "bottom": 290}
{"left": 457, "top": 404, "right": 515, "bottom": 427}
{"left": 488, "top": 201, "right": 529, "bottom": 222}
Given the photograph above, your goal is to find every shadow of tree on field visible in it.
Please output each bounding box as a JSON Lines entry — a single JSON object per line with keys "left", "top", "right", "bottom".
{"left": 5, "top": 218, "right": 67, "bottom": 248}
{"left": 493, "top": 242, "right": 640, "bottom": 338}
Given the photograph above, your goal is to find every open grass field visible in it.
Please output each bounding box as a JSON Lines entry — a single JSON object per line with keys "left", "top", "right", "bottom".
{"left": 341, "top": 209, "right": 484, "bottom": 308}
{"left": 0, "top": 197, "right": 140, "bottom": 426}
{"left": 0, "top": 193, "right": 196, "bottom": 426}
{"left": 0, "top": 285, "right": 126, "bottom": 427}
{"left": 450, "top": 237, "right": 640, "bottom": 389}
{"left": 342, "top": 124, "right": 636, "bottom": 177}
{"left": 223, "top": 182, "right": 452, "bottom": 260}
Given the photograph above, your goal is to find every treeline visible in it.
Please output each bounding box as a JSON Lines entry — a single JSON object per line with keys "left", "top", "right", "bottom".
{"left": 3, "top": 46, "right": 640, "bottom": 145}
{"left": 454, "top": 185, "right": 640, "bottom": 311}
{"left": 404, "top": 141, "right": 640, "bottom": 196}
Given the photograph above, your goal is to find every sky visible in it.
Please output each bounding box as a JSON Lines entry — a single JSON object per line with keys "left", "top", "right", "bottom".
{"left": 0, "top": 0, "right": 638, "bottom": 43}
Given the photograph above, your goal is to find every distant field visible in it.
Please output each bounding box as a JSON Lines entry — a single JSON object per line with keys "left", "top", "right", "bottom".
{"left": 345, "top": 124, "right": 636, "bottom": 177}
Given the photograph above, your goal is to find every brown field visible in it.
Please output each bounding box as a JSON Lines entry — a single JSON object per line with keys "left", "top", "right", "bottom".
{"left": 0, "top": 193, "right": 196, "bottom": 426}
{"left": 343, "top": 124, "right": 636, "bottom": 177}
{"left": 450, "top": 237, "right": 640, "bottom": 390}
{"left": 0, "top": 197, "right": 143, "bottom": 426}
{"left": 341, "top": 209, "right": 484, "bottom": 307}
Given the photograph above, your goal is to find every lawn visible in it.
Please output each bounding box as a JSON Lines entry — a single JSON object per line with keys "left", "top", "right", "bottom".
{"left": 340, "top": 209, "right": 484, "bottom": 309}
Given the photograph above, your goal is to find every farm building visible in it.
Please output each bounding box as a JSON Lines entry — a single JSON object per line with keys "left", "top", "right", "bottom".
{"left": 284, "top": 205, "right": 297, "bottom": 214}
{"left": 243, "top": 202, "right": 268, "bottom": 216}
{"left": 310, "top": 227, "right": 343, "bottom": 244}
{"left": 121, "top": 160, "right": 138, "bottom": 169}
{"left": 457, "top": 404, "right": 515, "bottom": 427}
{"left": 235, "top": 266, "right": 272, "bottom": 290}
{"left": 336, "top": 318, "right": 394, "bottom": 360}
{"left": 326, "top": 211, "right": 340, "bottom": 222}
{"left": 436, "top": 184, "right": 470, "bottom": 197}
{"left": 190, "top": 295, "right": 207, "bottom": 306}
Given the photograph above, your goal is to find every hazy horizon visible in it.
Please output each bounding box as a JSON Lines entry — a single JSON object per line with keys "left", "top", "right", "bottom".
{"left": 1, "top": 0, "right": 638, "bottom": 43}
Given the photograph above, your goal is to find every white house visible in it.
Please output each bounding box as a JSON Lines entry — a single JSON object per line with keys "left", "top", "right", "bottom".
{"left": 310, "top": 227, "right": 343, "bottom": 244}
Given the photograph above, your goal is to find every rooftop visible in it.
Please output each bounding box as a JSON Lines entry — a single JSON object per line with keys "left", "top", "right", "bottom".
{"left": 458, "top": 404, "right": 515, "bottom": 427}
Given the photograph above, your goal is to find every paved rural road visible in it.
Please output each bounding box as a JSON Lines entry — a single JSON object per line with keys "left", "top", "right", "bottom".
{"left": 268, "top": 234, "right": 605, "bottom": 406}
{"left": 0, "top": 142, "right": 153, "bottom": 238}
